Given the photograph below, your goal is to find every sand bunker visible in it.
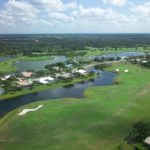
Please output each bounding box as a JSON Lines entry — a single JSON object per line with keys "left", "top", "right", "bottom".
{"left": 18, "top": 105, "right": 43, "bottom": 116}
{"left": 125, "top": 69, "right": 129, "bottom": 73}
{"left": 115, "top": 69, "right": 120, "bottom": 72}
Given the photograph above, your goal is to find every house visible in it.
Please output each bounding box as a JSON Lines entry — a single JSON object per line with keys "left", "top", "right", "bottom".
{"left": 21, "top": 72, "right": 33, "bottom": 78}
{"left": 55, "top": 72, "right": 72, "bottom": 79}
{"left": 136, "top": 58, "right": 141, "bottom": 62}
{"left": 75, "top": 69, "right": 87, "bottom": 75}
{"left": 1, "top": 74, "right": 12, "bottom": 81}
{"left": 38, "top": 76, "right": 54, "bottom": 84}
{"left": 16, "top": 80, "right": 33, "bottom": 87}
{"left": 60, "top": 72, "right": 72, "bottom": 79}
{"left": 121, "top": 56, "right": 128, "bottom": 60}
{"left": 52, "top": 66, "right": 60, "bottom": 71}
{"left": 142, "top": 60, "right": 148, "bottom": 64}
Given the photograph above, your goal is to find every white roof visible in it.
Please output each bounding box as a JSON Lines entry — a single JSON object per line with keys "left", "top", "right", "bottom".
{"left": 76, "top": 69, "right": 87, "bottom": 74}
{"left": 136, "top": 59, "right": 141, "bottom": 61}
{"left": 121, "top": 56, "right": 128, "bottom": 59}
{"left": 144, "top": 136, "right": 150, "bottom": 145}
{"left": 39, "top": 77, "right": 54, "bottom": 84}
{"left": 142, "top": 61, "right": 148, "bottom": 63}
{"left": 1, "top": 75, "right": 12, "bottom": 81}
{"left": 5, "top": 75, "right": 11, "bottom": 79}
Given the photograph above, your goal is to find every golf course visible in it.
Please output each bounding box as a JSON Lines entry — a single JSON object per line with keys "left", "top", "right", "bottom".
{"left": 0, "top": 62, "right": 150, "bottom": 150}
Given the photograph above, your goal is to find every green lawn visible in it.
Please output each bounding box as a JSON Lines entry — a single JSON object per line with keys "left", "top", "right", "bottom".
{"left": 0, "top": 60, "right": 17, "bottom": 73}
{"left": 0, "top": 64, "right": 150, "bottom": 150}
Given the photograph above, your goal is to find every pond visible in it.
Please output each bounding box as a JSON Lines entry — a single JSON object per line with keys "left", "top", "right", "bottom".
{"left": 0, "top": 55, "right": 16, "bottom": 62}
{"left": 0, "top": 69, "right": 116, "bottom": 117}
{"left": 14, "top": 56, "right": 67, "bottom": 71}
{"left": 99, "top": 52, "right": 146, "bottom": 59}
{"left": 78, "top": 52, "right": 146, "bottom": 60}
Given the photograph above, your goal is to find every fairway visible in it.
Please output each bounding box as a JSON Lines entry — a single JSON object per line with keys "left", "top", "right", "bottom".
{"left": 0, "top": 63, "right": 150, "bottom": 150}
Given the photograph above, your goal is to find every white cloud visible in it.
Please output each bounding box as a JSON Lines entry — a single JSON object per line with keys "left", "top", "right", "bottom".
{"left": 131, "top": 2, "right": 150, "bottom": 17}
{"left": 48, "top": 12, "right": 74, "bottom": 23}
{"left": 25, "top": 0, "right": 79, "bottom": 12}
{"left": 66, "top": 2, "right": 79, "bottom": 9}
{"left": 0, "top": 0, "right": 150, "bottom": 33}
{"left": 103, "top": 0, "right": 127, "bottom": 6}
{"left": 73, "top": 6, "right": 129, "bottom": 24}
{"left": 28, "top": 0, "right": 65, "bottom": 11}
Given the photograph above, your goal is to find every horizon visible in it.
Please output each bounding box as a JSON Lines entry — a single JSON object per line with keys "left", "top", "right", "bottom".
{"left": 1, "top": 33, "right": 150, "bottom": 35}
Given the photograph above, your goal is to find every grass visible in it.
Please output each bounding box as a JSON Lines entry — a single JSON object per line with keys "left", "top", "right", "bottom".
{"left": 0, "top": 63, "right": 150, "bottom": 150}
{"left": 0, "top": 60, "right": 17, "bottom": 73}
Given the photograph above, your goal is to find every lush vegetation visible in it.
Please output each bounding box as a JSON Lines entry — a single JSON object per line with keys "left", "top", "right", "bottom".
{"left": 1, "top": 34, "right": 150, "bottom": 56}
{"left": 0, "top": 63, "right": 150, "bottom": 150}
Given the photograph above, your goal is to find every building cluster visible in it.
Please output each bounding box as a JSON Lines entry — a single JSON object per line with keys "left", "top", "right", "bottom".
{"left": 0, "top": 66, "right": 88, "bottom": 95}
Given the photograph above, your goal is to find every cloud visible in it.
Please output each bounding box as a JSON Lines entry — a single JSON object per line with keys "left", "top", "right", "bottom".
{"left": 27, "top": 0, "right": 65, "bottom": 11}
{"left": 131, "top": 2, "right": 150, "bottom": 18}
{"left": 72, "top": 6, "right": 129, "bottom": 24}
{"left": 0, "top": 0, "right": 150, "bottom": 33}
{"left": 48, "top": 12, "right": 74, "bottom": 23}
{"left": 103, "top": 0, "right": 127, "bottom": 6}
{"left": 25, "top": 0, "right": 79, "bottom": 12}
{"left": 0, "top": 0, "right": 38, "bottom": 27}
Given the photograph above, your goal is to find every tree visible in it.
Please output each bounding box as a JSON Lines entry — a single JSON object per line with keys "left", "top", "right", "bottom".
{"left": 125, "top": 122, "right": 150, "bottom": 144}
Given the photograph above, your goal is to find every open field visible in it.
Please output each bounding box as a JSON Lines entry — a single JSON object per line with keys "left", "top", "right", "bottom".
{"left": 0, "top": 63, "right": 150, "bottom": 150}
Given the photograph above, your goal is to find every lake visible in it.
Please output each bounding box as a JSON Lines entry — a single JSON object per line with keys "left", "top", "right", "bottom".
{"left": 14, "top": 56, "right": 67, "bottom": 71}
{"left": 79, "top": 51, "right": 146, "bottom": 60}
{"left": 0, "top": 55, "right": 16, "bottom": 62}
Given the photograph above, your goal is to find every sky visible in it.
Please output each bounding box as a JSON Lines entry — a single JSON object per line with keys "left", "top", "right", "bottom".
{"left": 0, "top": 0, "right": 150, "bottom": 33}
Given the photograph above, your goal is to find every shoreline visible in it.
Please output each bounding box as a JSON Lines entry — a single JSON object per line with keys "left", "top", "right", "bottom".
{"left": 0, "top": 74, "right": 98, "bottom": 100}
